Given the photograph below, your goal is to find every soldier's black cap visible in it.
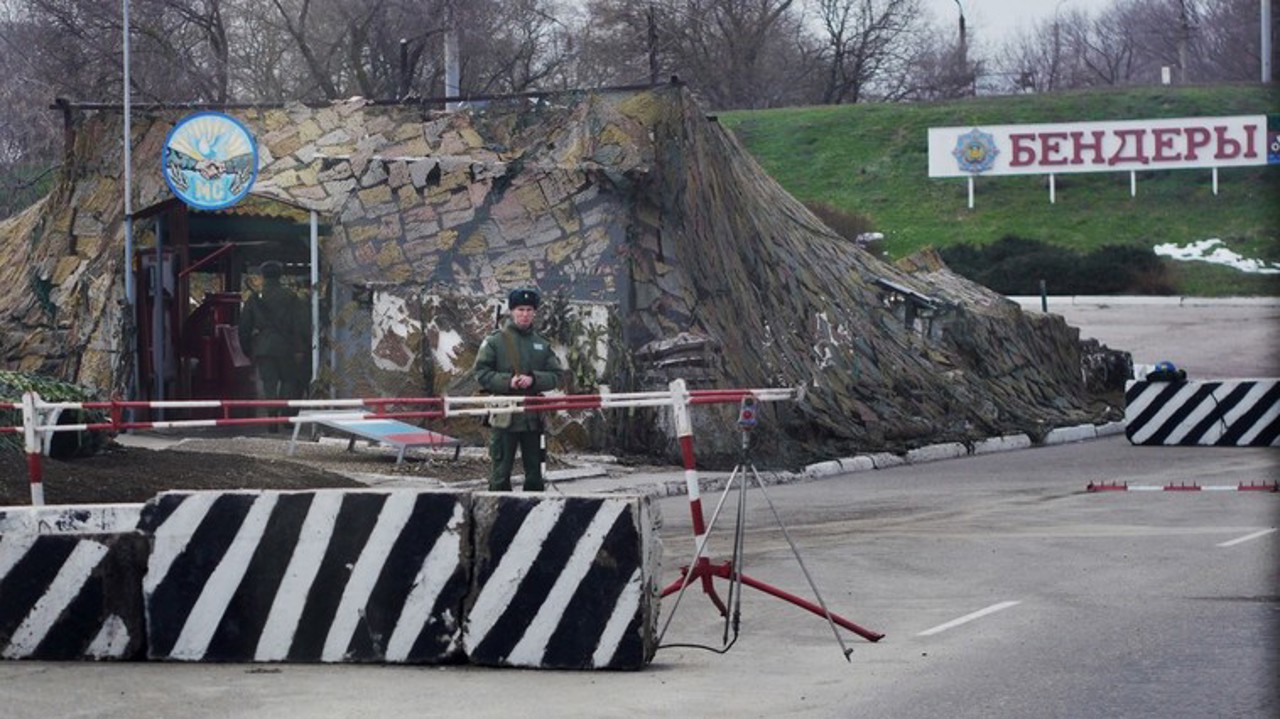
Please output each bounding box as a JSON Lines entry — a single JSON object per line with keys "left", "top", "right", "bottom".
{"left": 260, "top": 260, "right": 283, "bottom": 278}
{"left": 508, "top": 287, "right": 540, "bottom": 309}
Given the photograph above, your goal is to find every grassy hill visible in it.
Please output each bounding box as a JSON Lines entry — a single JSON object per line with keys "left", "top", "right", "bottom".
{"left": 720, "top": 84, "right": 1280, "bottom": 296}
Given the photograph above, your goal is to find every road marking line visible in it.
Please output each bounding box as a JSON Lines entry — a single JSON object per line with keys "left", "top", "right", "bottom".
{"left": 917, "top": 601, "right": 1021, "bottom": 637}
{"left": 1216, "top": 528, "right": 1277, "bottom": 548}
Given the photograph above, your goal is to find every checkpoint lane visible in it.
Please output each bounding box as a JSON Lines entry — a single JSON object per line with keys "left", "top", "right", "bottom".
{"left": 654, "top": 434, "right": 1276, "bottom": 718}
{"left": 0, "top": 436, "right": 1274, "bottom": 718}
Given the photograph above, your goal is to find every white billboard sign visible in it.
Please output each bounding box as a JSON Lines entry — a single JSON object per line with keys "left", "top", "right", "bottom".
{"left": 928, "top": 115, "right": 1269, "bottom": 178}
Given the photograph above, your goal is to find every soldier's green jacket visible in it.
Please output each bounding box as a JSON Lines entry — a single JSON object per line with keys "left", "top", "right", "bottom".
{"left": 472, "top": 319, "right": 563, "bottom": 432}
{"left": 238, "top": 280, "right": 308, "bottom": 358}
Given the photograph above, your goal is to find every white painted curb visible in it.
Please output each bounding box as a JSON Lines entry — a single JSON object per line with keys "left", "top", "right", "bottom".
{"left": 1043, "top": 424, "right": 1098, "bottom": 445}
{"left": 973, "top": 434, "right": 1033, "bottom": 454}
{"left": 804, "top": 460, "right": 845, "bottom": 478}
{"left": 838, "top": 456, "right": 876, "bottom": 473}
{"left": 868, "top": 452, "right": 906, "bottom": 469}
{"left": 906, "top": 442, "right": 968, "bottom": 464}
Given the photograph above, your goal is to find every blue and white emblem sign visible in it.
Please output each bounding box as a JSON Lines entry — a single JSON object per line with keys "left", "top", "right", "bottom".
{"left": 162, "top": 112, "right": 258, "bottom": 210}
{"left": 951, "top": 128, "right": 999, "bottom": 174}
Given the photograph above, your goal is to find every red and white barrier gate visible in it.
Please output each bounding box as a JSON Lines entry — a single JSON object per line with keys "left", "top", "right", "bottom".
{"left": 1086, "top": 481, "right": 1278, "bottom": 493}
{"left": 3, "top": 384, "right": 794, "bottom": 507}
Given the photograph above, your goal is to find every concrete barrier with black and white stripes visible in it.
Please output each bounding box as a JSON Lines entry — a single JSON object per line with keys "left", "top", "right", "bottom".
{"left": 138, "top": 489, "right": 472, "bottom": 663}
{"left": 0, "top": 505, "right": 149, "bottom": 660}
{"left": 1125, "top": 379, "right": 1280, "bottom": 446}
{"left": 465, "top": 493, "right": 661, "bottom": 670}
{"left": 2, "top": 488, "right": 662, "bottom": 668}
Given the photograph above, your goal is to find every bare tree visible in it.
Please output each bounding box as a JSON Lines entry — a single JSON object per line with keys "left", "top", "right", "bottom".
{"left": 1196, "top": 0, "right": 1266, "bottom": 81}
{"left": 897, "top": 15, "right": 980, "bottom": 100}
{"left": 996, "top": 8, "right": 1098, "bottom": 93}
{"left": 813, "top": 0, "right": 926, "bottom": 104}
{"left": 0, "top": 5, "right": 61, "bottom": 219}
{"left": 573, "top": 0, "right": 812, "bottom": 109}
{"left": 990, "top": 0, "right": 1276, "bottom": 93}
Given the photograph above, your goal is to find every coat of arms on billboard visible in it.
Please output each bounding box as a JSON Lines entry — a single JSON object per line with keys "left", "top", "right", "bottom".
{"left": 951, "top": 128, "right": 999, "bottom": 174}
{"left": 162, "top": 112, "right": 258, "bottom": 210}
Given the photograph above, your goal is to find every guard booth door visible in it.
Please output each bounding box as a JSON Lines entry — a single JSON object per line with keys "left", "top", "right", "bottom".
{"left": 133, "top": 199, "right": 317, "bottom": 410}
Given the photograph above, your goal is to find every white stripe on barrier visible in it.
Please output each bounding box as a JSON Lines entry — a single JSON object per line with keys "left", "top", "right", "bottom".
{"left": 507, "top": 501, "right": 627, "bottom": 665}
{"left": 0, "top": 533, "right": 38, "bottom": 578}
{"left": 2, "top": 540, "right": 110, "bottom": 659}
{"left": 593, "top": 567, "right": 643, "bottom": 668}
{"left": 85, "top": 614, "right": 131, "bottom": 659}
{"left": 1237, "top": 384, "right": 1279, "bottom": 445}
{"left": 144, "top": 493, "right": 220, "bottom": 596}
{"left": 171, "top": 494, "right": 279, "bottom": 660}
{"left": 1165, "top": 387, "right": 1218, "bottom": 445}
{"left": 466, "top": 500, "right": 567, "bottom": 642}
{"left": 323, "top": 491, "right": 419, "bottom": 661}
{"left": 255, "top": 491, "right": 344, "bottom": 661}
{"left": 386, "top": 502, "right": 466, "bottom": 662}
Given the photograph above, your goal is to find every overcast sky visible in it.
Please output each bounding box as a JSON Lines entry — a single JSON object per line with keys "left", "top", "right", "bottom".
{"left": 925, "top": 0, "right": 1116, "bottom": 45}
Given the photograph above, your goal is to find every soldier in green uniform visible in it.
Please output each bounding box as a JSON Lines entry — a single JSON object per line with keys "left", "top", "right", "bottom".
{"left": 472, "top": 288, "right": 563, "bottom": 491}
{"left": 238, "top": 261, "right": 308, "bottom": 430}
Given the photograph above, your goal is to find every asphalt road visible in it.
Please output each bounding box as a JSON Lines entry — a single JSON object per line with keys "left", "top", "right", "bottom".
{"left": 1, "top": 298, "right": 1276, "bottom": 718}
{"left": 1014, "top": 296, "right": 1280, "bottom": 379}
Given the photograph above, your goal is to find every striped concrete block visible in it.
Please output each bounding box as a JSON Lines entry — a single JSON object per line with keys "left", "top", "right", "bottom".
{"left": 464, "top": 493, "right": 661, "bottom": 670}
{"left": 0, "top": 530, "right": 149, "bottom": 660}
{"left": 138, "top": 489, "right": 471, "bottom": 663}
{"left": 1125, "top": 379, "right": 1280, "bottom": 446}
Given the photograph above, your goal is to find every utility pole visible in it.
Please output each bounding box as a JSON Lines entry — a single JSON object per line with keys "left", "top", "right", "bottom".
{"left": 444, "top": 0, "right": 460, "bottom": 109}
{"left": 647, "top": 2, "right": 659, "bottom": 85}
{"left": 1176, "top": 0, "right": 1192, "bottom": 84}
{"left": 953, "top": 0, "right": 968, "bottom": 94}
{"left": 1264, "top": 0, "right": 1274, "bottom": 83}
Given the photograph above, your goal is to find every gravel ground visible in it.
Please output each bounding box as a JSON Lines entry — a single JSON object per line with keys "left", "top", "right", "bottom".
{"left": 0, "top": 433, "right": 496, "bottom": 506}
{"left": 0, "top": 430, "right": 632, "bottom": 507}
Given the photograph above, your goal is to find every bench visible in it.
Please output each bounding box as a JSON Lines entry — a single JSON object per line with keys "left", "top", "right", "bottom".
{"left": 288, "top": 409, "right": 462, "bottom": 464}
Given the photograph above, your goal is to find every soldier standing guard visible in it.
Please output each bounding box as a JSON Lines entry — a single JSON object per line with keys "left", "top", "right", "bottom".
{"left": 471, "top": 287, "right": 563, "bottom": 491}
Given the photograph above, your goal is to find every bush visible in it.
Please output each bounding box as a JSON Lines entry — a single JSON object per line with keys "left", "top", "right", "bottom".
{"left": 0, "top": 370, "right": 111, "bottom": 457}
{"left": 805, "top": 202, "right": 876, "bottom": 244}
{"left": 938, "top": 235, "right": 1174, "bottom": 296}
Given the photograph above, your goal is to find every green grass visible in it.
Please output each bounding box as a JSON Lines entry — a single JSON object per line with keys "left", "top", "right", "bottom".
{"left": 720, "top": 84, "right": 1280, "bottom": 295}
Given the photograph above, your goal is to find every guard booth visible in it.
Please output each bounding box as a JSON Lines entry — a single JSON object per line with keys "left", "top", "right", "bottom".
{"left": 132, "top": 196, "right": 321, "bottom": 412}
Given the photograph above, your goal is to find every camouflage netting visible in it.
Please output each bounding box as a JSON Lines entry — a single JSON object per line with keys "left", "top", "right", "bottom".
{"left": 0, "top": 83, "right": 1122, "bottom": 467}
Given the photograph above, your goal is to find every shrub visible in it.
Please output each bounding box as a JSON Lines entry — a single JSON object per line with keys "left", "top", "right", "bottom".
{"left": 0, "top": 370, "right": 111, "bottom": 457}
{"left": 938, "top": 235, "right": 1174, "bottom": 295}
{"left": 805, "top": 202, "right": 876, "bottom": 244}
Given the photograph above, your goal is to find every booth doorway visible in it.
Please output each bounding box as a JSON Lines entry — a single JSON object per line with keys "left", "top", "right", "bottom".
{"left": 132, "top": 196, "right": 323, "bottom": 405}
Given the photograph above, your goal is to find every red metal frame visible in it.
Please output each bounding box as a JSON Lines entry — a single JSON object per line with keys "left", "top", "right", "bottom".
{"left": 660, "top": 384, "right": 884, "bottom": 643}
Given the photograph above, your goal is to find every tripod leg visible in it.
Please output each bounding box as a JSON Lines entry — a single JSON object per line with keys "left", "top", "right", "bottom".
{"left": 724, "top": 463, "right": 748, "bottom": 644}
{"left": 734, "top": 571, "right": 884, "bottom": 644}
{"left": 657, "top": 466, "right": 744, "bottom": 645}
{"left": 747, "top": 464, "right": 863, "bottom": 657}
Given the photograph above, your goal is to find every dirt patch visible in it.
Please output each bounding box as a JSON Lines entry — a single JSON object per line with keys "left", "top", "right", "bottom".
{"left": 0, "top": 434, "right": 499, "bottom": 506}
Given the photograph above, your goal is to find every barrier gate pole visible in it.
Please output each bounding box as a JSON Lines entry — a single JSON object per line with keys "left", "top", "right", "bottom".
{"left": 663, "top": 378, "right": 729, "bottom": 615}
{"left": 21, "top": 391, "right": 44, "bottom": 506}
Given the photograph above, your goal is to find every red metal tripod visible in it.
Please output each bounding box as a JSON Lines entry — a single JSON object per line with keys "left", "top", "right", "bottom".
{"left": 657, "top": 383, "right": 884, "bottom": 658}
